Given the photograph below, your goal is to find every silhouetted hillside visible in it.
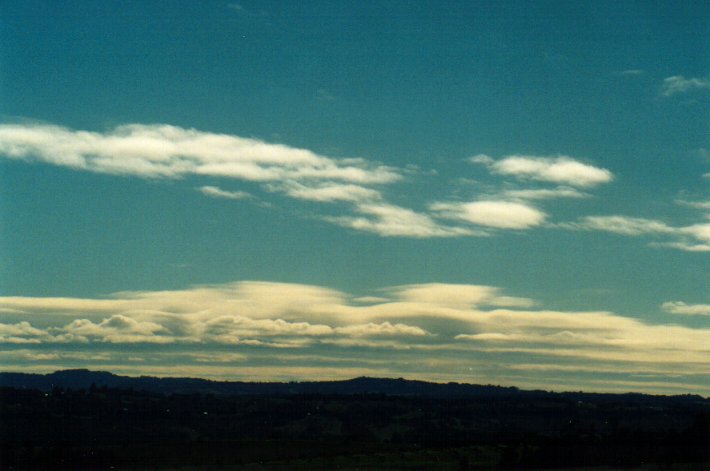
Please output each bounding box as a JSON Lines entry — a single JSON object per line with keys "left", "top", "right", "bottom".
{"left": 1, "top": 370, "right": 709, "bottom": 470}
{"left": 0, "top": 369, "right": 522, "bottom": 397}
{"left": 1, "top": 369, "right": 707, "bottom": 405}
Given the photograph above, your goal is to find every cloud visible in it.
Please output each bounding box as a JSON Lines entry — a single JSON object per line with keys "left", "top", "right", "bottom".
{"left": 0, "top": 296, "right": 126, "bottom": 314}
{"left": 0, "top": 121, "right": 618, "bottom": 240}
{"left": 387, "top": 283, "right": 535, "bottom": 309}
{"left": 617, "top": 69, "right": 644, "bottom": 76}
{"left": 0, "top": 122, "right": 446, "bottom": 237}
{"left": 327, "top": 203, "right": 476, "bottom": 238}
{"left": 227, "top": 3, "right": 268, "bottom": 18}
{"left": 501, "top": 187, "right": 588, "bottom": 200}
{"left": 575, "top": 216, "right": 676, "bottom": 236}
{"left": 267, "top": 181, "right": 381, "bottom": 203}
{"left": 569, "top": 216, "right": 710, "bottom": 252}
{"left": 430, "top": 200, "right": 546, "bottom": 229}
{"left": 1, "top": 280, "right": 709, "bottom": 393}
{"left": 0, "top": 321, "right": 48, "bottom": 344}
{"left": 389, "top": 284, "right": 496, "bottom": 309}
{"left": 334, "top": 322, "right": 429, "bottom": 337}
{"left": 677, "top": 200, "right": 710, "bottom": 211}
{"left": 203, "top": 315, "right": 334, "bottom": 343}
{"left": 0, "top": 123, "right": 400, "bottom": 184}
{"left": 661, "top": 75, "right": 710, "bottom": 97}
{"left": 470, "top": 154, "right": 613, "bottom": 187}
{"left": 315, "top": 89, "right": 337, "bottom": 101}
{"left": 58, "top": 315, "right": 171, "bottom": 344}
{"left": 453, "top": 309, "right": 710, "bottom": 363}
{"left": 198, "top": 185, "right": 252, "bottom": 200}
{"left": 662, "top": 301, "right": 710, "bottom": 316}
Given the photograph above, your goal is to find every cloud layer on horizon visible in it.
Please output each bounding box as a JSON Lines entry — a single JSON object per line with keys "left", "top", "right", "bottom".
{"left": 1, "top": 280, "right": 708, "bottom": 394}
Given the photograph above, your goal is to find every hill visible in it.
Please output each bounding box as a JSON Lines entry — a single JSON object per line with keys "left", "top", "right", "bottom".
{"left": 1, "top": 369, "right": 708, "bottom": 469}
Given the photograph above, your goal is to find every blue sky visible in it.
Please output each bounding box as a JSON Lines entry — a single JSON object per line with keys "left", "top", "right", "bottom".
{"left": 1, "top": 0, "right": 708, "bottom": 394}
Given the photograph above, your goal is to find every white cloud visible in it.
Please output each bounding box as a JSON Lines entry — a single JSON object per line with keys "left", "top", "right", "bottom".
{"left": 453, "top": 309, "right": 710, "bottom": 362}
{"left": 662, "top": 301, "right": 710, "bottom": 316}
{"left": 203, "top": 315, "right": 334, "bottom": 342}
{"left": 315, "top": 88, "right": 337, "bottom": 101}
{"left": 327, "top": 203, "right": 476, "bottom": 238}
{"left": 352, "top": 296, "right": 391, "bottom": 304}
{"left": 198, "top": 185, "right": 252, "bottom": 200}
{"left": 470, "top": 155, "right": 613, "bottom": 187}
{"left": 431, "top": 200, "right": 546, "bottom": 229}
{"left": 0, "top": 122, "right": 430, "bottom": 237}
{"left": 335, "top": 322, "right": 429, "bottom": 337}
{"left": 0, "top": 122, "right": 619, "bottom": 240}
{"left": 58, "top": 315, "right": 171, "bottom": 344}
{"left": 0, "top": 297, "right": 112, "bottom": 311}
{"left": 572, "top": 215, "right": 710, "bottom": 252}
{"left": 2, "top": 280, "right": 710, "bottom": 393}
{"left": 659, "top": 242, "right": 710, "bottom": 252}
{"left": 502, "top": 187, "right": 587, "bottom": 200}
{"left": 681, "top": 223, "right": 710, "bottom": 243}
{"left": 386, "top": 283, "right": 534, "bottom": 310}
{"left": 661, "top": 75, "right": 710, "bottom": 97}
{"left": 389, "top": 284, "right": 498, "bottom": 309}
{"left": 0, "top": 123, "right": 400, "bottom": 184}
{"left": 576, "top": 216, "right": 675, "bottom": 236}
{"left": 677, "top": 200, "right": 710, "bottom": 211}
{"left": 0, "top": 321, "right": 48, "bottom": 344}
{"left": 618, "top": 69, "right": 644, "bottom": 76}
{"left": 268, "top": 181, "right": 381, "bottom": 203}
{"left": 469, "top": 154, "right": 494, "bottom": 165}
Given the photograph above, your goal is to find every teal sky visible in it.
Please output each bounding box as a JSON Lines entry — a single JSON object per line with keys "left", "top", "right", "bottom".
{"left": 1, "top": 0, "right": 708, "bottom": 394}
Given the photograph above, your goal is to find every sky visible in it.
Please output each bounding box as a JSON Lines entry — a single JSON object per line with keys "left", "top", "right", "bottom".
{"left": 0, "top": 0, "right": 709, "bottom": 395}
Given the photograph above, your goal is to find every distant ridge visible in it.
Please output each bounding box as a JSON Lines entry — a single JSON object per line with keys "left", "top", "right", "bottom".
{"left": 1, "top": 369, "right": 707, "bottom": 404}
{"left": 0, "top": 369, "right": 520, "bottom": 397}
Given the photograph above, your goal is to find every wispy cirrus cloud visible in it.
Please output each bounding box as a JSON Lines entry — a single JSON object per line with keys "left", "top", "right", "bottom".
{"left": 501, "top": 187, "right": 588, "bottom": 200}
{"left": 677, "top": 199, "right": 710, "bottom": 211}
{"left": 661, "top": 75, "right": 710, "bottom": 97}
{"left": 470, "top": 154, "right": 613, "bottom": 188}
{"left": 326, "top": 202, "right": 477, "bottom": 238}
{"left": 198, "top": 185, "right": 252, "bottom": 200}
{"left": 574, "top": 216, "right": 676, "bottom": 236}
{"left": 662, "top": 301, "right": 710, "bottom": 316}
{"left": 266, "top": 181, "right": 381, "bottom": 203}
{"left": 570, "top": 215, "right": 710, "bottom": 252}
{"left": 1, "top": 280, "right": 709, "bottom": 393}
{"left": 617, "top": 69, "right": 644, "bottom": 76}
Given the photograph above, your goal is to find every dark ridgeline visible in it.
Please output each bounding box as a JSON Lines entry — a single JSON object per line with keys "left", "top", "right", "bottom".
{"left": 1, "top": 370, "right": 708, "bottom": 470}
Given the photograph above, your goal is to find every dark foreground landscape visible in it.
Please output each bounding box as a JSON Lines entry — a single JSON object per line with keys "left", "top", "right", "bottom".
{"left": 1, "top": 370, "right": 708, "bottom": 470}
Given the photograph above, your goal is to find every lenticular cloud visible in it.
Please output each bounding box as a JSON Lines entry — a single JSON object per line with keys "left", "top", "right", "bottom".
{"left": 0, "top": 123, "right": 400, "bottom": 184}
